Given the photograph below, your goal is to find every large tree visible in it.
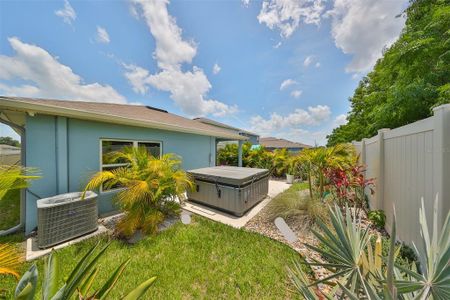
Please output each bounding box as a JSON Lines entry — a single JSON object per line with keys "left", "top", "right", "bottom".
{"left": 0, "top": 136, "right": 20, "bottom": 147}
{"left": 327, "top": 0, "right": 450, "bottom": 146}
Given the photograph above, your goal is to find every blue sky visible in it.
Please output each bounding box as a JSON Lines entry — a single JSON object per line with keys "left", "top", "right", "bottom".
{"left": 0, "top": 0, "right": 407, "bottom": 145}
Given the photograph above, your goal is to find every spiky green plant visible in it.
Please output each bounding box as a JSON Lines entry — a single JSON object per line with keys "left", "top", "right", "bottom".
{"left": 394, "top": 196, "right": 450, "bottom": 299}
{"left": 84, "top": 147, "right": 193, "bottom": 237}
{"left": 14, "top": 241, "right": 156, "bottom": 300}
{"left": 288, "top": 195, "right": 450, "bottom": 299}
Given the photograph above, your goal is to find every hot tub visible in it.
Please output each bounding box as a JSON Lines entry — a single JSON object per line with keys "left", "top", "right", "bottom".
{"left": 187, "top": 166, "right": 269, "bottom": 216}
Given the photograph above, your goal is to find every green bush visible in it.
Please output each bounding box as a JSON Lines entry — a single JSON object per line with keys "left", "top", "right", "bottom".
{"left": 368, "top": 210, "right": 386, "bottom": 228}
{"left": 216, "top": 143, "right": 299, "bottom": 178}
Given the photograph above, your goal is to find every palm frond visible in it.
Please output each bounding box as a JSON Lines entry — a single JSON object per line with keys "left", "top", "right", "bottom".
{"left": 0, "top": 243, "right": 22, "bottom": 279}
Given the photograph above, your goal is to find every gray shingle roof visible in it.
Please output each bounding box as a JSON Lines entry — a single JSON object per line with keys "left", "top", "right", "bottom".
{"left": 260, "top": 137, "right": 311, "bottom": 149}
{"left": 0, "top": 96, "right": 246, "bottom": 140}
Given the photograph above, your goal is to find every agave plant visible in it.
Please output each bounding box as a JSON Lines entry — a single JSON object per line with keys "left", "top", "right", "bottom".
{"left": 394, "top": 196, "right": 450, "bottom": 299}
{"left": 14, "top": 241, "right": 156, "bottom": 300}
{"left": 84, "top": 147, "right": 193, "bottom": 237}
{"left": 288, "top": 195, "right": 450, "bottom": 300}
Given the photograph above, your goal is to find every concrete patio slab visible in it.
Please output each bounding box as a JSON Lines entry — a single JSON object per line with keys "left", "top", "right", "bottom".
{"left": 26, "top": 224, "right": 109, "bottom": 261}
{"left": 182, "top": 180, "right": 290, "bottom": 228}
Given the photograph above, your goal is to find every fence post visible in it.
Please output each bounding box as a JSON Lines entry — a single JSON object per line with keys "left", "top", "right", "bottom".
{"left": 432, "top": 104, "right": 450, "bottom": 232}
{"left": 376, "top": 129, "right": 390, "bottom": 211}
{"left": 361, "top": 138, "right": 366, "bottom": 166}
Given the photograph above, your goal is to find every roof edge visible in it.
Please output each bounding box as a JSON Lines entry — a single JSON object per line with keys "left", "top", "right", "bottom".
{"left": 0, "top": 98, "right": 247, "bottom": 140}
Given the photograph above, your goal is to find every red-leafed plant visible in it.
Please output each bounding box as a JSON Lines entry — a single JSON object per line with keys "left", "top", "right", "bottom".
{"left": 325, "top": 164, "right": 374, "bottom": 217}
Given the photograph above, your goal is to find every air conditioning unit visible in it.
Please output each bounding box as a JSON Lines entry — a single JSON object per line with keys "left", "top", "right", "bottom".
{"left": 37, "top": 191, "right": 98, "bottom": 249}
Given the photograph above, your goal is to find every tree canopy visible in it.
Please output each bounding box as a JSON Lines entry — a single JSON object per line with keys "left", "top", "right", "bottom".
{"left": 327, "top": 0, "right": 450, "bottom": 146}
{"left": 0, "top": 136, "right": 20, "bottom": 147}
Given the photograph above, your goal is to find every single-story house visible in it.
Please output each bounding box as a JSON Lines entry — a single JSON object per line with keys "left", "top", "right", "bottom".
{"left": 260, "top": 137, "right": 311, "bottom": 153}
{"left": 0, "top": 96, "right": 247, "bottom": 234}
{"left": 193, "top": 117, "right": 259, "bottom": 145}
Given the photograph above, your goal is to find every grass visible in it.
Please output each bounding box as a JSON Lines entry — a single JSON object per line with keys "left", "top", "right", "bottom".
{"left": 266, "top": 181, "right": 328, "bottom": 225}
{"left": 0, "top": 216, "right": 309, "bottom": 299}
{"left": 0, "top": 189, "right": 20, "bottom": 230}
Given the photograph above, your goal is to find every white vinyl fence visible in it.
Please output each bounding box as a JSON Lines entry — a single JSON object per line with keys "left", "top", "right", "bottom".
{"left": 353, "top": 104, "right": 450, "bottom": 247}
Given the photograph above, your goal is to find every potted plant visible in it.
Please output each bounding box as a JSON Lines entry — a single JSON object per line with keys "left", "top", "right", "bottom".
{"left": 285, "top": 157, "right": 295, "bottom": 184}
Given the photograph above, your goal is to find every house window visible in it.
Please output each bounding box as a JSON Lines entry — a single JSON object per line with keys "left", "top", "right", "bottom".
{"left": 100, "top": 139, "right": 162, "bottom": 192}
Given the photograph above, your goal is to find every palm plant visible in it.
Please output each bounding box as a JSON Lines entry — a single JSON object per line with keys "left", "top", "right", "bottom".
{"left": 84, "top": 147, "right": 193, "bottom": 237}
{"left": 299, "top": 144, "right": 355, "bottom": 199}
{"left": 0, "top": 243, "right": 22, "bottom": 279}
{"left": 0, "top": 165, "right": 39, "bottom": 204}
{"left": 0, "top": 165, "right": 39, "bottom": 280}
{"left": 14, "top": 241, "right": 156, "bottom": 300}
{"left": 272, "top": 148, "right": 290, "bottom": 177}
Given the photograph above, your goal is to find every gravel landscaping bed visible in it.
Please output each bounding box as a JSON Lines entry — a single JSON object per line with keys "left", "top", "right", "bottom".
{"left": 244, "top": 193, "right": 333, "bottom": 289}
{"left": 244, "top": 189, "right": 388, "bottom": 294}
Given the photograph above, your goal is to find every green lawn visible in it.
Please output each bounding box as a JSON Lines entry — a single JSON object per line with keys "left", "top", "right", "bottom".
{"left": 0, "top": 189, "right": 20, "bottom": 230}
{"left": 0, "top": 216, "right": 309, "bottom": 299}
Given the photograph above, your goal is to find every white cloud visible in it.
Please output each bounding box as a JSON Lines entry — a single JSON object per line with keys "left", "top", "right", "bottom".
{"left": 273, "top": 41, "right": 282, "bottom": 48}
{"left": 315, "top": 62, "right": 321, "bottom": 68}
{"left": 326, "top": 0, "right": 406, "bottom": 72}
{"left": 131, "top": 0, "right": 196, "bottom": 70}
{"left": 303, "top": 55, "right": 314, "bottom": 67}
{"left": 55, "top": 0, "right": 76, "bottom": 25}
{"left": 290, "top": 90, "right": 302, "bottom": 98}
{"left": 96, "top": 26, "right": 110, "bottom": 44}
{"left": 280, "top": 78, "right": 297, "bottom": 91}
{"left": 250, "top": 105, "right": 331, "bottom": 134}
{"left": 334, "top": 113, "right": 348, "bottom": 126}
{"left": 212, "top": 63, "right": 221, "bottom": 75}
{"left": 0, "top": 37, "right": 125, "bottom": 103}
{"left": 126, "top": 0, "right": 236, "bottom": 117}
{"left": 257, "top": 0, "right": 325, "bottom": 38}
{"left": 242, "top": 0, "right": 251, "bottom": 7}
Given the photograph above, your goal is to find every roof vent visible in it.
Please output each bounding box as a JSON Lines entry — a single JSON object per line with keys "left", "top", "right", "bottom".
{"left": 145, "top": 105, "right": 168, "bottom": 113}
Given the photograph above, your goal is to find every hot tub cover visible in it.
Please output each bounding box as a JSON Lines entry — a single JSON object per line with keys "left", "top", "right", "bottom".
{"left": 188, "top": 166, "right": 269, "bottom": 186}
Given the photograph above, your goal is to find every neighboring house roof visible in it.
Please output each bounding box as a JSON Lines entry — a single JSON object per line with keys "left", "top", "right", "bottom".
{"left": 193, "top": 117, "right": 258, "bottom": 137}
{"left": 0, "top": 97, "right": 246, "bottom": 140}
{"left": 260, "top": 137, "right": 311, "bottom": 149}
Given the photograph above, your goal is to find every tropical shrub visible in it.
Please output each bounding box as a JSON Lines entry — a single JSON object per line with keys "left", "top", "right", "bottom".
{"left": 217, "top": 143, "right": 296, "bottom": 177}
{"left": 0, "top": 165, "right": 39, "bottom": 204}
{"left": 368, "top": 210, "right": 386, "bottom": 229}
{"left": 271, "top": 148, "right": 290, "bottom": 177}
{"left": 0, "top": 165, "right": 39, "bottom": 281}
{"left": 217, "top": 143, "right": 240, "bottom": 166}
{"left": 0, "top": 243, "right": 22, "bottom": 279}
{"left": 14, "top": 241, "right": 155, "bottom": 300}
{"left": 325, "top": 163, "right": 374, "bottom": 216}
{"left": 298, "top": 144, "right": 355, "bottom": 199}
{"left": 84, "top": 147, "right": 193, "bottom": 237}
{"left": 288, "top": 196, "right": 450, "bottom": 299}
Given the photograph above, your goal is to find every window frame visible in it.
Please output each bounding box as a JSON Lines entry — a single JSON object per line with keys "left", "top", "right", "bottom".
{"left": 99, "top": 138, "right": 163, "bottom": 194}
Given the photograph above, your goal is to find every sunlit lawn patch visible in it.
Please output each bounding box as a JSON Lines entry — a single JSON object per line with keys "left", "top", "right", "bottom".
{"left": 0, "top": 216, "right": 308, "bottom": 299}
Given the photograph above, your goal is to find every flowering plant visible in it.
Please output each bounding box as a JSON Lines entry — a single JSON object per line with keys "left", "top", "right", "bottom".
{"left": 325, "top": 164, "right": 374, "bottom": 216}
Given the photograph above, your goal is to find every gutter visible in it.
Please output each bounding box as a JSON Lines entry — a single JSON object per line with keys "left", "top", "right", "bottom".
{"left": 0, "top": 99, "right": 248, "bottom": 141}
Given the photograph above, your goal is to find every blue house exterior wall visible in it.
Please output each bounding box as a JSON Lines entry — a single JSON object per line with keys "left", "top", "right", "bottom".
{"left": 25, "top": 114, "right": 216, "bottom": 233}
